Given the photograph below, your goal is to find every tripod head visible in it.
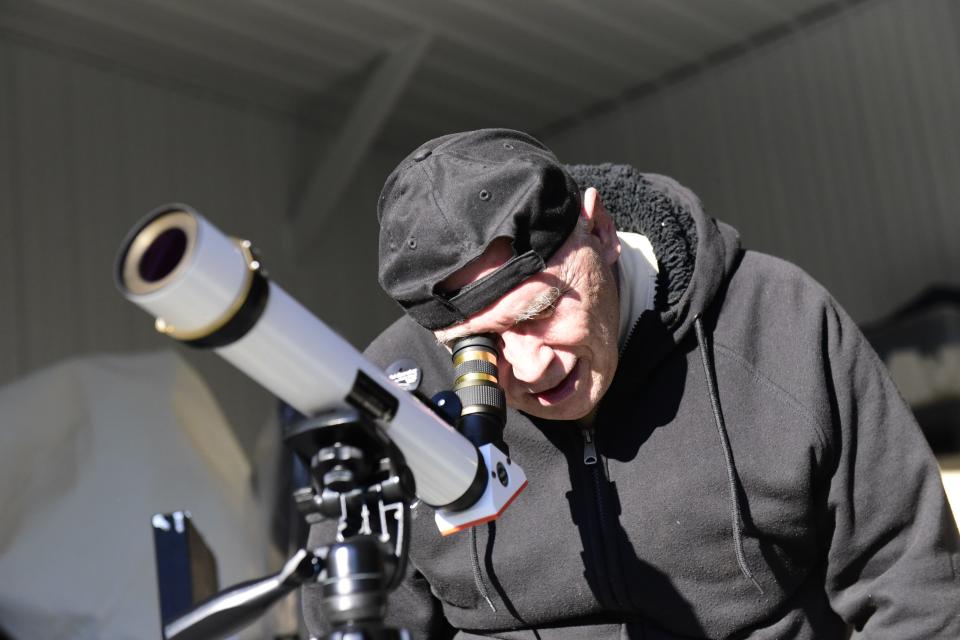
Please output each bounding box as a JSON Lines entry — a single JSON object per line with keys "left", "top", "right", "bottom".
{"left": 288, "top": 408, "right": 414, "bottom": 640}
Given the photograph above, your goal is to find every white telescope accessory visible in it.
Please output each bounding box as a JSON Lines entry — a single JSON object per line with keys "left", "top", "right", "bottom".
{"left": 435, "top": 444, "right": 527, "bottom": 536}
{"left": 115, "top": 204, "right": 527, "bottom": 531}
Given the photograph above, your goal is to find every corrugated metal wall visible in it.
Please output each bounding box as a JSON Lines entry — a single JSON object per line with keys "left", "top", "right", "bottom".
{"left": 544, "top": 0, "right": 960, "bottom": 324}
{"left": 0, "top": 33, "right": 400, "bottom": 452}
{"left": 4, "top": 0, "right": 958, "bottom": 450}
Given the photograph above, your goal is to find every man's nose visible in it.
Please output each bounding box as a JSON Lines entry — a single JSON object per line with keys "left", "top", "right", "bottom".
{"left": 501, "top": 330, "right": 553, "bottom": 383}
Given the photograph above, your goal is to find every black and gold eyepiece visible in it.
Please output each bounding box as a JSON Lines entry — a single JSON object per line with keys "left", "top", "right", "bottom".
{"left": 451, "top": 335, "right": 507, "bottom": 448}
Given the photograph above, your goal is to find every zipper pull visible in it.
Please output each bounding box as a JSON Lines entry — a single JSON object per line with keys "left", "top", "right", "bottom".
{"left": 581, "top": 428, "right": 598, "bottom": 466}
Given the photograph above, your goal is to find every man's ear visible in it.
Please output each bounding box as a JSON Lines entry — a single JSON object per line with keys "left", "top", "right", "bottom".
{"left": 582, "top": 187, "right": 621, "bottom": 266}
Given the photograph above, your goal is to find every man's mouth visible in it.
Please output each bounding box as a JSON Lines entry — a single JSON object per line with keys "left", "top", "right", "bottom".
{"left": 530, "top": 360, "right": 581, "bottom": 405}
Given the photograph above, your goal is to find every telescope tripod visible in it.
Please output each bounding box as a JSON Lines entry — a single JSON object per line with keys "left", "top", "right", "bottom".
{"left": 163, "top": 408, "right": 416, "bottom": 640}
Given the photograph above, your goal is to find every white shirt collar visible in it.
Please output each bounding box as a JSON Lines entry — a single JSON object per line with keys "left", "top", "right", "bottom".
{"left": 616, "top": 231, "right": 659, "bottom": 347}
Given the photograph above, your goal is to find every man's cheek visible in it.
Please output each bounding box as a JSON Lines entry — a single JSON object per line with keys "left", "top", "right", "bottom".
{"left": 497, "top": 362, "right": 535, "bottom": 407}
{"left": 498, "top": 359, "right": 514, "bottom": 385}
{"left": 500, "top": 377, "right": 527, "bottom": 405}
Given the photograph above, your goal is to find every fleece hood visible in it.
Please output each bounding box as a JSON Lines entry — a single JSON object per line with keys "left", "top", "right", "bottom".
{"left": 565, "top": 165, "right": 741, "bottom": 396}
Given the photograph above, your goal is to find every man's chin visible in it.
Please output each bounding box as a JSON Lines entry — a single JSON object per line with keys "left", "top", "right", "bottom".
{"left": 506, "top": 370, "right": 607, "bottom": 420}
{"left": 526, "top": 404, "right": 594, "bottom": 421}
{"left": 513, "top": 392, "right": 599, "bottom": 421}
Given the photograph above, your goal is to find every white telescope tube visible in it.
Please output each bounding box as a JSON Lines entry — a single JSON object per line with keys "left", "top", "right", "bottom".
{"left": 115, "top": 204, "right": 480, "bottom": 508}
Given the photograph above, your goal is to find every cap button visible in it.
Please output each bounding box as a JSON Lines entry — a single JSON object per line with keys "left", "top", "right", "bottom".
{"left": 413, "top": 148, "right": 432, "bottom": 162}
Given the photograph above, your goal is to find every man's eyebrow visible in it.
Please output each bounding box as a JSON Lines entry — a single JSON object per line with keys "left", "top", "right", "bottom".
{"left": 434, "top": 286, "right": 562, "bottom": 348}
{"left": 514, "top": 286, "right": 561, "bottom": 323}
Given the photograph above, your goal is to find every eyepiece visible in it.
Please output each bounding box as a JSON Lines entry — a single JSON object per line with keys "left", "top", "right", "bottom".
{"left": 451, "top": 334, "right": 506, "bottom": 448}
{"left": 451, "top": 334, "right": 499, "bottom": 354}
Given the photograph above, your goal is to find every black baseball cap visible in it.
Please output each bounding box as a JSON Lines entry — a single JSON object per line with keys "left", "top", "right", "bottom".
{"left": 377, "top": 128, "right": 581, "bottom": 330}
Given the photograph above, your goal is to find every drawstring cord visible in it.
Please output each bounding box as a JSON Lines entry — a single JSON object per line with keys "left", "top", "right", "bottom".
{"left": 471, "top": 526, "right": 497, "bottom": 612}
{"left": 694, "top": 314, "right": 764, "bottom": 595}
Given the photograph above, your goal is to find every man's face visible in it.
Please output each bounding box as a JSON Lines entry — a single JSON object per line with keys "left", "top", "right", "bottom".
{"left": 435, "top": 194, "right": 621, "bottom": 420}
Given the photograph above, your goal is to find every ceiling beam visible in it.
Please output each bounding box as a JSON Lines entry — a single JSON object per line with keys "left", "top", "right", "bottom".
{"left": 353, "top": 0, "right": 603, "bottom": 100}
{"left": 288, "top": 31, "right": 432, "bottom": 256}
{"left": 243, "top": 0, "right": 560, "bottom": 115}
{"left": 22, "top": 0, "right": 327, "bottom": 92}
{"left": 448, "top": 0, "right": 650, "bottom": 78}
{"left": 140, "top": 0, "right": 357, "bottom": 73}
{"left": 552, "top": 0, "right": 693, "bottom": 62}
{"left": 727, "top": 0, "right": 795, "bottom": 23}
{"left": 646, "top": 0, "right": 744, "bottom": 42}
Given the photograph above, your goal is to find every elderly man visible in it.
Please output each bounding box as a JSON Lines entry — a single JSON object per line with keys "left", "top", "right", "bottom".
{"left": 305, "top": 129, "right": 960, "bottom": 639}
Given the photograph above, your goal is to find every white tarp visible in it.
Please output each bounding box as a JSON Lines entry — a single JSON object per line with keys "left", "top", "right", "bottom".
{"left": 0, "top": 350, "right": 277, "bottom": 639}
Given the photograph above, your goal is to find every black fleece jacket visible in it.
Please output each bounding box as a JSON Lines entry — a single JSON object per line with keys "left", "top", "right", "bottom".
{"left": 305, "top": 167, "right": 960, "bottom": 639}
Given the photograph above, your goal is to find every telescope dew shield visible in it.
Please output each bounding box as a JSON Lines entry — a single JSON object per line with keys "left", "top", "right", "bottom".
{"left": 115, "top": 204, "right": 480, "bottom": 509}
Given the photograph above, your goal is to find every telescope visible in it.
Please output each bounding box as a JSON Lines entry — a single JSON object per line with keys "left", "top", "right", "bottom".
{"left": 115, "top": 204, "right": 527, "bottom": 639}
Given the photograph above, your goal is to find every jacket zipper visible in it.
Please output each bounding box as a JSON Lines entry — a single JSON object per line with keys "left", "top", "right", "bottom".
{"left": 581, "top": 427, "right": 598, "bottom": 466}
{"left": 580, "top": 426, "right": 625, "bottom": 609}
{"left": 619, "top": 316, "right": 643, "bottom": 358}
